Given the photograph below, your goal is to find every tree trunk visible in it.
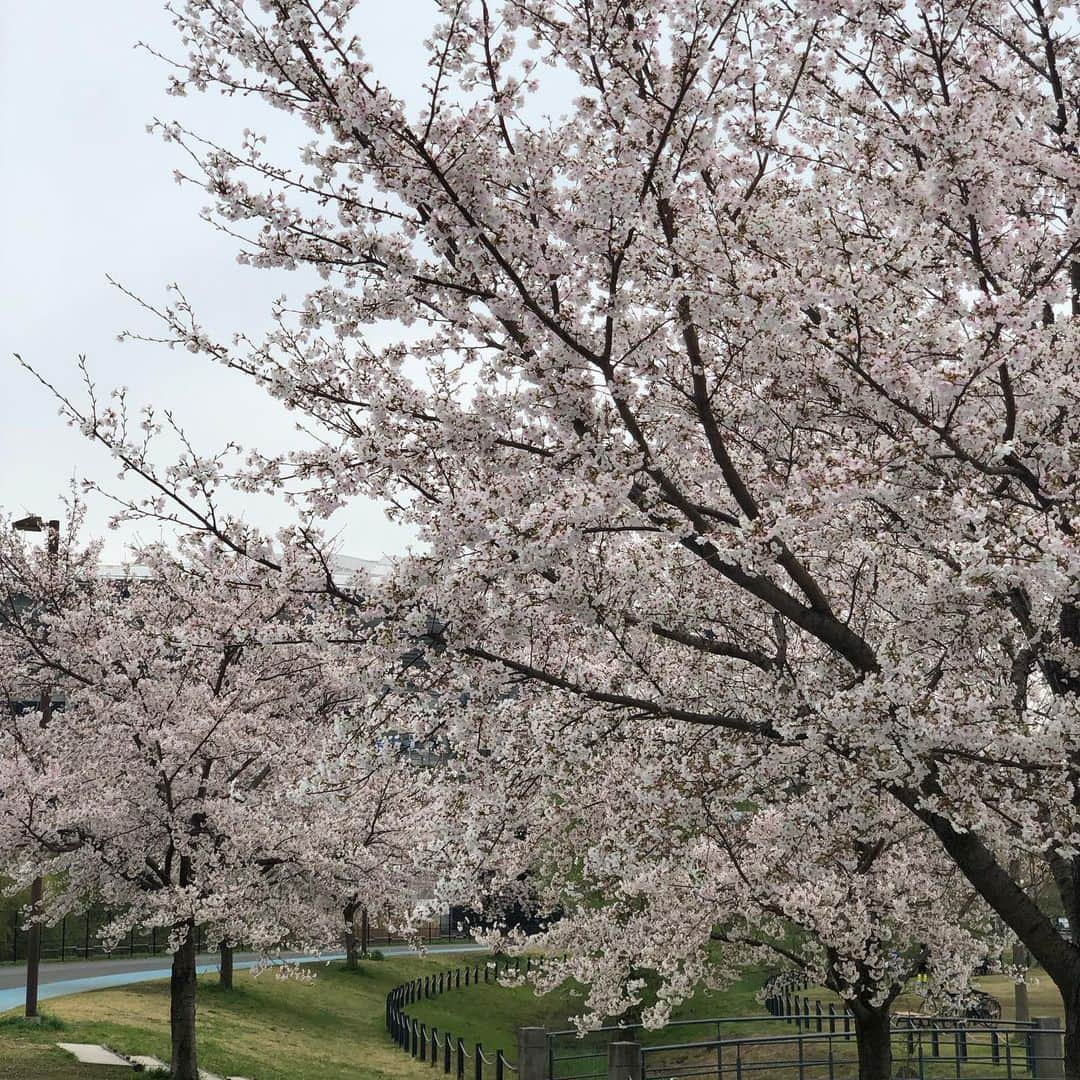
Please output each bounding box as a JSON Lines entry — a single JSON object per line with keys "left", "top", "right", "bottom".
{"left": 170, "top": 920, "right": 198, "bottom": 1080}
{"left": 1064, "top": 978, "right": 1080, "bottom": 1080}
{"left": 849, "top": 1001, "right": 892, "bottom": 1080}
{"left": 344, "top": 903, "right": 359, "bottom": 970}
{"left": 360, "top": 906, "right": 370, "bottom": 956}
{"left": 219, "top": 941, "right": 233, "bottom": 991}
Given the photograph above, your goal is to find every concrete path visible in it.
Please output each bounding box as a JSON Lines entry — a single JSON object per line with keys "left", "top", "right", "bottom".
{"left": 58, "top": 1046, "right": 253, "bottom": 1078}
{"left": 0, "top": 942, "right": 482, "bottom": 1013}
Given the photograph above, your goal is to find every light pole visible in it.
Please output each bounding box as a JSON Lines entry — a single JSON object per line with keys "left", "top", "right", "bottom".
{"left": 12, "top": 514, "right": 60, "bottom": 1022}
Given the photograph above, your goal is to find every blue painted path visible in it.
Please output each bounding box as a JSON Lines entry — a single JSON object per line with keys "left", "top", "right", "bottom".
{"left": 0, "top": 942, "right": 483, "bottom": 1014}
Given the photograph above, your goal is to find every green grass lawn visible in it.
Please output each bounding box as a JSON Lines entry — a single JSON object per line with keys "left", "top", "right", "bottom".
{"left": 800, "top": 970, "right": 1065, "bottom": 1022}
{"left": 0, "top": 954, "right": 484, "bottom": 1080}
{"left": 0, "top": 954, "right": 1064, "bottom": 1080}
{"left": 405, "top": 963, "right": 778, "bottom": 1080}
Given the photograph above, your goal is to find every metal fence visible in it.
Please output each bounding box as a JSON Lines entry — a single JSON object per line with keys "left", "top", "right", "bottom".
{"left": 547, "top": 1013, "right": 1065, "bottom": 1080}
{"left": 388, "top": 964, "right": 1066, "bottom": 1080}
{"left": 2, "top": 908, "right": 212, "bottom": 964}
{"left": 386, "top": 956, "right": 536, "bottom": 1079}
{"left": 636, "top": 1018, "right": 1064, "bottom": 1080}
{"left": 2, "top": 907, "right": 464, "bottom": 965}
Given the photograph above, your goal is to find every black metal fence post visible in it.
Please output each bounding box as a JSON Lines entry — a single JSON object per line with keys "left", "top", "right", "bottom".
{"left": 475, "top": 1044, "right": 483, "bottom": 1080}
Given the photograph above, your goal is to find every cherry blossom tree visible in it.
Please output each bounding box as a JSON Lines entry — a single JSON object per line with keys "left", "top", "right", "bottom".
{"left": 0, "top": 520, "right": 423, "bottom": 1080}
{"left": 410, "top": 691, "right": 995, "bottom": 1080}
{"left": 24, "top": 0, "right": 1080, "bottom": 1074}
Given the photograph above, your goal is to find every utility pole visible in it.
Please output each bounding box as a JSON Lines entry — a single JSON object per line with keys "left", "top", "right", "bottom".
{"left": 12, "top": 514, "right": 60, "bottom": 1022}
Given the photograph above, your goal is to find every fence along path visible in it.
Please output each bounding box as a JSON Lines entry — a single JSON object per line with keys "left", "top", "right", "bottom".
{"left": 2, "top": 907, "right": 463, "bottom": 964}
{"left": 387, "top": 966, "right": 1068, "bottom": 1080}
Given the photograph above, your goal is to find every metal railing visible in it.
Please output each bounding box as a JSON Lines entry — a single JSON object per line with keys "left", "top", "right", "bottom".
{"left": 386, "top": 956, "right": 536, "bottom": 1079}
{"left": 637, "top": 1019, "right": 1064, "bottom": 1080}
{"left": 390, "top": 964, "right": 1065, "bottom": 1080}
{"left": 2, "top": 908, "right": 465, "bottom": 965}
{"left": 547, "top": 1015, "right": 1065, "bottom": 1080}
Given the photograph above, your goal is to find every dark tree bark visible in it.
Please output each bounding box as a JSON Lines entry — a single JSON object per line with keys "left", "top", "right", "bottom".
{"left": 343, "top": 901, "right": 359, "bottom": 970}
{"left": 170, "top": 919, "right": 198, "bottom": 1080}
{"left": 893, "top": 783, "right": 1080, "bottom": 1079}
{"left": 1065, "top": 980, "right": 1080, "bottom": 1080}
{"left": 848, "top": 1000, "right": 893, "bottom": 1080}
{"left": 218, "top": 941, "right": 234, "bottom": 990}
{"left": 360, "top": 905, "right": 370, "bottom": 956}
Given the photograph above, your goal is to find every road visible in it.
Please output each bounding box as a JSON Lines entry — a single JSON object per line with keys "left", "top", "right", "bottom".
{"left": 0, "top": 942, "right": 483, "bottom": 1013}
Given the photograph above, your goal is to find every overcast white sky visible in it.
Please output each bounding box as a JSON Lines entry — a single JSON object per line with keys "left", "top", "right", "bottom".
{"left": 0, "top": 2, "right": 431, "bottom": 562}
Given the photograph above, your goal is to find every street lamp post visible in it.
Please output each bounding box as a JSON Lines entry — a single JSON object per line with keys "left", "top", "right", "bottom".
{"left": 12, "top": 514, "right": 60, "bottom": 1022}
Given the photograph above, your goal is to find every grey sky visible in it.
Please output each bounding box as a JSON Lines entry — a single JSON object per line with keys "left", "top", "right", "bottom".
{"left": 0, "top": 2, "right": 429, "bottom": 562}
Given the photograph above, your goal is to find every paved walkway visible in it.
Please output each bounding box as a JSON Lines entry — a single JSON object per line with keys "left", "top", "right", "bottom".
{"left": 0, "top": 942, "right": 482, "bottom": 1013}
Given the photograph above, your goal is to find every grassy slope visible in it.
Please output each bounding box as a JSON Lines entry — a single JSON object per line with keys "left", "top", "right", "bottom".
{"left": 0, "top": 955, "right": 482, "bottom": 1080}
{"left": 405, "top": 963, "right": 775, "bottom": 1080}
{"left": 0, "top": 956, "right": 771, "bottom": 1080}
{"left": 1, "top": 954, "right": 1061, "bottom": 1080}
{"left": 802, "top": 971, "right": 1065, "bottom": 1021}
